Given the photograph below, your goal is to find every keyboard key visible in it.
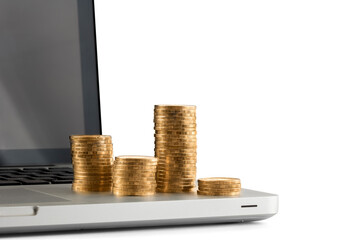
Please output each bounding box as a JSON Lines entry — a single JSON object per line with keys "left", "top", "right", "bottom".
{"left": 30, "top": 177, "right": 54, "bottom": 182}
{"left": 0, "top": 169, "right": 21, "bottom": 173}
{"left": 27, "top": 174, "right": 60, "bottom": 178}
{"left": 0, "top": 174, "right": 23, "bottom": 178}
{"left": 57, "top": 176, "right": 74, "bottom": 180}
{"left": 51, "top": 179, "right": 72, "bottom": 184}
{"left": 21, "top": 170, "right": 46, "bottom": 173}
{"left": 22, "top": 168, "right": 48, "bottom": 171}
{"left": 48, "top": 167, "right": 73, "bottom": 171}
{"left": 0, "top": 180, "right": 22, "bottom": 186}
{"left": 7, "top": 178, "right": 32, "bottom": 181}
{"left": 18, "top": 179, "right": 50, "bottom": 185}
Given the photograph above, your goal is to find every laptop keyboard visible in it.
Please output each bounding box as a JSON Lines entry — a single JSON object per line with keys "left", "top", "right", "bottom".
{"left": 0, "top": 167, "right": 73, "bottom": 186}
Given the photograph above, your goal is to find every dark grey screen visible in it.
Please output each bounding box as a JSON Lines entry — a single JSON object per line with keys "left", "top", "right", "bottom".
{"left": 0, "top": 0, "right": 101, "bottom": 166}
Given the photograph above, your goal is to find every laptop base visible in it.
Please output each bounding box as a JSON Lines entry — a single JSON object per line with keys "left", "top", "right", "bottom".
{"left": 0, "top": 185, "right": 278, "bottom": 234}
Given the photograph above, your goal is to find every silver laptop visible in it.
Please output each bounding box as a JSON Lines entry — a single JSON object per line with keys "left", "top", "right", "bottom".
{"left": 0, "top": 0, "right": 278, "bottom": 234}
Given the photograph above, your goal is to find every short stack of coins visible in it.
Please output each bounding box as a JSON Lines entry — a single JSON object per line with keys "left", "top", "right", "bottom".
{"left": 70, "top": 135, "right": 113, "bottom": 193}
{"left": 197, "top": 177, "right": 241, "bottom": 196}
{"left": 112, "top": 156, "right": 157, "bottom": 196}
{"left": 154, "top": 105, "right": 197, "bottom": 193}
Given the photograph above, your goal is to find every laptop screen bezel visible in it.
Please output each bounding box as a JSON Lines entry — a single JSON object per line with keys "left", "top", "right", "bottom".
{"left": 0, "top": 0, "right": 102, "bottom": 167}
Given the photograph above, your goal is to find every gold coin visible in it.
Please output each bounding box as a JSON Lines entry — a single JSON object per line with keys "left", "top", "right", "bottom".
{"left": 156, "top": 188, "right": 195, "bottom": 193}
{"left": 114, "top": 173, "right": 156, "bottom": 178}
{"left": 198, "top": 185, "right": 241, "bottom": 190}
{"left": 112, "top": 188, "right": 155, "bottom": 192}
{"left": 112, "top": 184, "right": 156, "bottom": 188}
{"left": 70, "top": 138, "right": 112, "bottom": 142}
{"left": 72, "top": 188, "right": 112, "bottom": 193}
{"left": 72, "top": 158, "right": 113, "bottom": 162}
{"left": 157, "top": 162, "right": 196, "bottom": 167}
{"left": 154, "top": 117, "right": 196, "bottom": 121}
{"left": 113, "top": 178, "right": 155, "bottom": 183}
{"left": 72, "top": 184, "right": 112, "bottom": 188}
{"left": 154, "top": 110, "right": 196, "bottom": 114}
{"left": 156, "top": 166, "right": 196, "bottom": 170}
{"left": 156, "top": 177, "right": 196, "bottom": 182}
{"left": 112, "top": 188, "right": 155, "bottom": 193}
{"left": 115, "top": 155, "right": 157, "bottom": 160}
{"left": 154, "top": 107, "right": 196, "bottom": 111}
{"left": 71, "top": 150, "right": 113, "bottom": 154}
{"left": 72, "top": 159, "right": 113, "bottom": 164}
{"left": 71, "top": 153, "right": 113, "bottom": 158}
{"left": 155, "top": 134, "right": 197, "bottom": 138}
{"left": 155, "top": 138, "right": 197, "bottom": 142}
{"left": 154, "top": 144, "right": 196, "bottom": 148}
{"left": 197, "top": 190, "right": 240, "bottom": 196}
{"left": 156, "top": 163, "right": 196, "bottom": 167}
{"left": 156, "top": 184, "right": 195, "bottom": 189}
{"left": 198, "top": 189, "right": 241, "bottom": 194}
{"left": 157, "top": 168, "right": 196, "bottom": 172}
{"left": 197, "top": 187, "right": 241, "bottom": 192}
{"left": 113, "top": 191, "right": 155, "bottom": 196}
{"left": 155, "top": 147, "right": 196, "bottom": 151}
{"left": 112, "top": 180, "right": 156, "bottom": 185}
{"left": 115, "top": 161, "right": 156, "bottom": 166}
{"left": 154, "top": 111, "right": 196, "bottom": 116}
{"left": 157, "top": 160, "right": 197, "bottom": 164}
{"left": 154, "top": 104, "right": 196, "bottom": 108}
{"left": 113, "top": 165, "right": 157, "bottom": 170}
{"left": 71, "top": 143, "right": 113, "bottom": 148}
{"left": 156, "top": 179, "right": 195, "bottom": 184}
{"left": 70, "top": 135, "right": 111, "bottom": 139}
{"left": 72, "top": 163, "right": 112, "bottom": 167}
{"left": 112, "top": 185, "right": 156, "bottom": 189}
{"left": 198, "top": 177, "right": 240, "bottom": 184}
{"left": 198, "top": 182, "right": 241, "bottom": 187}
{"left": 155, "top": 144, "right": 197, "bottom": 149}
{"left": 155, "top": 140, "right": 197, "bottom": 144}
{"left": 156, "top": 168, "right": 197, "bottom": 173}
{"left": 158, "top": 157, "right": 197, "bottom": 161}
{"left": 114, "top": 160, "right": 157, "bottom": 164}
{"left": 155, "top": 154, "right": 197, "bottom": 158}
{"left": 154, "top": 127, "right": 197, "bottom": 131}
{"left": 73, "top": 172, "right": 113, "bottom": 176}
{"left": 156, "top": 174, "right": 196, "bottom": 179}
{"left": 73, "top": 171, "right": 112, "bottom": 175}
{"left": 73, "top": 165, "right": 112, "bottom": 169}
{"left": 73, "top": 173, "right": 112, "bottom": 177}
{"left": 73, "top": 182, "right": 112, "bottom": 186}
{"left": 154, "top": 111, "right": 196, "bottom": 115}
{"left": 71, "top": 146, "right": 113, "bottom": 150}
{"left": 156, "top": 181, "right": 196, "bottom": 185}
{"left": 154, "top": 122, "right": 196, "bottom": 127}
{"left": 73, "top": 178, "right": 112, "bottom": 182}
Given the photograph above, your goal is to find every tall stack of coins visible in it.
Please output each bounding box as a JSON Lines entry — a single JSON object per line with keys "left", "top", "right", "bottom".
{"left": 154, "top": 105, "right": 197, "bottom": 193}
{"left": 197, "top": 177, "right": 241, "bottom": 196}
{"left": 113, "top": 156, "right": 157, "bottom": 196}
{"left": 70, "top": 135, "right": 113, "bottom": 193}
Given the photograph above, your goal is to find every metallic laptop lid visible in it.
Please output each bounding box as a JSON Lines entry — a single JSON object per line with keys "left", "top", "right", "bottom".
{"left": 0, "top": 0, "right": 101, "bottom": 167}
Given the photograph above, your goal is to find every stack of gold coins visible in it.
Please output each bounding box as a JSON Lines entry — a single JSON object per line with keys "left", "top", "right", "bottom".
{"left": 70, "top": 135, "right": 113, "bottom": 193}
{"left": 197, "top": 177, "right": 241, "bottom": 196}
{"left": 112, "top": 156, "right": 157, "bottom": 196}
{"left": 154, "top": 105, "right": 197, "bottom": 193}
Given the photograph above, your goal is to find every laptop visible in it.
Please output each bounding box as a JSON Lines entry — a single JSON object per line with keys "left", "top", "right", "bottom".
{"left": 0, "top": 0, "right": 278, "bottom": 234}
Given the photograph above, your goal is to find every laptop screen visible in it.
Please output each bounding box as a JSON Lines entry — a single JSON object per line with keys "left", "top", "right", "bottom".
{"left": 0, "top": 0, "right": 101, "bottom": 167}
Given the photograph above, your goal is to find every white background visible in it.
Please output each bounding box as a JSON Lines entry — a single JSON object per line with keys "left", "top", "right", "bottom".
{"left": 19, "top": 0, "right": 360, "bottom": 239}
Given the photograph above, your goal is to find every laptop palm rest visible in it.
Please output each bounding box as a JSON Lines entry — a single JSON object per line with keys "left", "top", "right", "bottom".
{"left": 0, "top": 188, "right": 69, "bottom": 205}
